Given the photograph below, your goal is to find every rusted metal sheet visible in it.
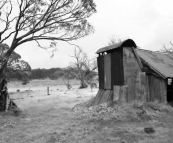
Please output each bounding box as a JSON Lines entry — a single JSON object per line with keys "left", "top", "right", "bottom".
{"left": 123, "top": 47, "right": 142, "bottom": 102}
{"left": 104, "top": 54, "right": 111, "bottom": 89}
{"left": 97, "top": 56, "right": 104, "bottom": 89}
{"left": 111, "top": 48, "right": 124, "bottom": 88}
{"left": 137, "top": 49, "right": 173, "bottom": 78}
{"left": 147, "top": 75, "right": 167, "bottom": 103}
{"left": 96, "top": 39, "right": 137, "bottom": 54}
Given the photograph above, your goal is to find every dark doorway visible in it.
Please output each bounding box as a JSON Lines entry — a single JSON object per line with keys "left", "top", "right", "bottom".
{"left": 167, "top": 78, "right": 173, "bottom": 106}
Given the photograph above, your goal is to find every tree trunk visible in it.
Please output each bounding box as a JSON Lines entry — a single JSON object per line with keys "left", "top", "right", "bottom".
{"left": 0, "top": 77, "right": 9, "bottom": 111}
{"left": 79, "top": 72, "right": 88, "bottom": 88}
{"left": 0, "top": 58, "right": 10, "bottom": 111}
{"left": 0, "top": 44, "right": 17, "bottom": 111}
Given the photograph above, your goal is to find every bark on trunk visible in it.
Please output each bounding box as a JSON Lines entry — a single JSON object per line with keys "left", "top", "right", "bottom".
{"left": 0, "top": 44, "right": 18, "bottom": 111}
{"left": 0, "top": 56, "right": 11, "bottom": 111}
{"left": 0, "top": 77, "right": 9, "bottom": 111}
{"left": 79, "top": 74, "right": 88, "bottom": 88}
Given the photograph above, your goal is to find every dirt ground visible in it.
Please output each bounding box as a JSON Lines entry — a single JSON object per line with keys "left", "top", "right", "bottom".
{"left": 0, "top": 79, "right": 173, "bottom": 143}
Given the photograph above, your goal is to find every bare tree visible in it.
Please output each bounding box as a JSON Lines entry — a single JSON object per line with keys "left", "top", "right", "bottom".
{"left": 70, "top": 46, "right": 97, "bottom": 89}
{"left": 54, "top": 67, "right": 75, "bottom": 93}
{"left": 0, "top": 0, "right": 96, "bottom": 75}
{"left": 107, "top": 35, "right": 123, "bottom": 46}
{"left": 162, "top": 42, "right": 173, "bottom": 54}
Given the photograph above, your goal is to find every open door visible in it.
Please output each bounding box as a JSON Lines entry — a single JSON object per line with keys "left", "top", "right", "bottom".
{"left": 167, "top": 78, "right": 173, "bottom": 106}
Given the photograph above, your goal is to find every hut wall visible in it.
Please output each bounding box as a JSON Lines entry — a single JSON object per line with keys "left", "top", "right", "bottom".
{"left": 97, "top": 56, "right": 104, "bottom": 89}
{"left": 135, "top": 72, "right": 149, "bottom": 102}
{"left": 111, "top": 48, "right": 124, "bottom": 88}
{"left": 123, "top": 47, "right": 142, "bottom": 102}
{"left": 147, "top": 74, "right": 167, "bottom": 103}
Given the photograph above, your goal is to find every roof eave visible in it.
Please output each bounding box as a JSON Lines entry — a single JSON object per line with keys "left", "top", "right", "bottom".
{"left": 139, "top": 58, "right": 167, "bottom": 79}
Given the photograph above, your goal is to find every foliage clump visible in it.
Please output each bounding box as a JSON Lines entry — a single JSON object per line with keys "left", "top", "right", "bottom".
{"left": 73, "top": 100, "right": 173, "bottom": 123}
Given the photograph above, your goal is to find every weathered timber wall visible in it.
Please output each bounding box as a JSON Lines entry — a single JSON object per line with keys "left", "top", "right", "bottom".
{"left": 112, "top": 72, "right": 148, "bottom": 104}
{"left": 111, "top": 48, "right": 124, "bottom": 88}
{"left": 123, "top": 47, "right": 142, "bottom": 102}
{"left": 104, "top": 54, "right": 111, "bottom": 89}
{"left": 97, "top": 56, "right": 104, "bottom": 89}
{"left": 147, "top": 75, "right": 167, "bottom": 103}
{"left": 135, "top": 72, "right": 148, "bottom": 102}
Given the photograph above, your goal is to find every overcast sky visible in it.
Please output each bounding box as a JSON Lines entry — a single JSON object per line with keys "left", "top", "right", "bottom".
{"left": 15, "top": 0, "right": 173, "bottom": 69}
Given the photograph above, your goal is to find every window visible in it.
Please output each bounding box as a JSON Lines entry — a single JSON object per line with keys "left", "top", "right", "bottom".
{"left": 168, "top": 78, "right": 172, "bottom": 85}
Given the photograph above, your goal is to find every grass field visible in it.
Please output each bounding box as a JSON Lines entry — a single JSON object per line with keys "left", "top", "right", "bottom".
{"left": 0, "top": 79, "right": 173, "bottom": 143}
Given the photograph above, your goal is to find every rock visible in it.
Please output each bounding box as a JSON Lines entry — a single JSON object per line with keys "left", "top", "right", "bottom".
{"left": 144, "top": 127, "right": 156, "bottom": 134}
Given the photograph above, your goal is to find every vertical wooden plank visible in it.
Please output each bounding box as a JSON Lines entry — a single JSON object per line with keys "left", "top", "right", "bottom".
{"left": 93, "top": 89, "right": 104, "bottom": 105}
{"left": 113, "top": 86, "right": 120, "bottom": 102}
{"left": 111, "top": 48, "right": 124, "bottom": 88}
{"left": 121, "top": 86, "right": 128, "bottom": 103}
{"left": 97, "top": 56, "right": 104, "bottom": 89}
{"left": 104, "top": 54, "right": 111, "bottom": 89}
{"left": 113, "top": 85, "right": 128, "bottom": 104}
{"left": 162, "top": 79, "right": 167, "bottom": 103}
{"left": 107, "top": 90, "right": 113, "bottom": 102}
{"left": 147, "top": 75, "right": 167, "bottom": 103}
{"left": 99, "top": 90, "right": 111, "bottom": 104}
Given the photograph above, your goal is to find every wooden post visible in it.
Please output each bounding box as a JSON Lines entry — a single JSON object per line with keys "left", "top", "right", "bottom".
{"left": 47, "top": 87, "right": 50, "bottom": 95}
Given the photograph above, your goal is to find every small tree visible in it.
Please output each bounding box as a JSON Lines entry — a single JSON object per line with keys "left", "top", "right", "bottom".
{"left": 54, "top": 67, "right": 75, "bottom": 93}
{"left": 70, "top": 46, "right": 97, "bottom": 88}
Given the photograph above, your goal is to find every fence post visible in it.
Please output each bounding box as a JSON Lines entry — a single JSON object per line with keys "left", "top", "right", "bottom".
{"left": 47, "top": 87, "right": 50, "bottom": 95}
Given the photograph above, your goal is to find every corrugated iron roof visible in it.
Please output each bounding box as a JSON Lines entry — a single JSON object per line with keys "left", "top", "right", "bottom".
{"left": 96, "top": 39, "right": 137, "bottom": 54}
{"left": 136, "top": 49, "right": 173, "bottom": 78}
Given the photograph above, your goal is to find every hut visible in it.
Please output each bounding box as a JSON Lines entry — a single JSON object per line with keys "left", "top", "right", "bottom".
{"left": 93, "top": 39, "right": 173, "bottom": 105}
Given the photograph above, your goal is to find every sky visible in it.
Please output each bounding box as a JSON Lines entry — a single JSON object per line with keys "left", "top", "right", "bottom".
{"left": 14, "top": 0, "right": 173, "bottom": 69}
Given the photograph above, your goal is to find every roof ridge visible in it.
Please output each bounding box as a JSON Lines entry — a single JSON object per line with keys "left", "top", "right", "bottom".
{"left": 136, "top": 48, "right": 172, "bottom": 55}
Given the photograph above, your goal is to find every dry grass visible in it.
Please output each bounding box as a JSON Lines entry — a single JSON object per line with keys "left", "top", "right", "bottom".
{"left": 8, "top": 79, "right": 80, "bottom": 89}
{"left": 73, "top": 100, "right": 173, "bottom": 143}
{"left": 1, "top": 80, "right": 173, "bottom": 143}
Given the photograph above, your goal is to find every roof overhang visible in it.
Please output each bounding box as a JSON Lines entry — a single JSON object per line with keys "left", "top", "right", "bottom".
{"left": 96, "top": 39, "right": 137, "bottom": 54}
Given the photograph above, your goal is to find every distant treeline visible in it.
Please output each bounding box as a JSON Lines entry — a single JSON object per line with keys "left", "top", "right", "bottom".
{"left": 7, "top": 67, "right": 97, "bottom": 81}
{"left": 31, "top": 67, "right": 97, "bottom": 80}
{"left": 31, "top": 68, "right": 62, "bottom": 79}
